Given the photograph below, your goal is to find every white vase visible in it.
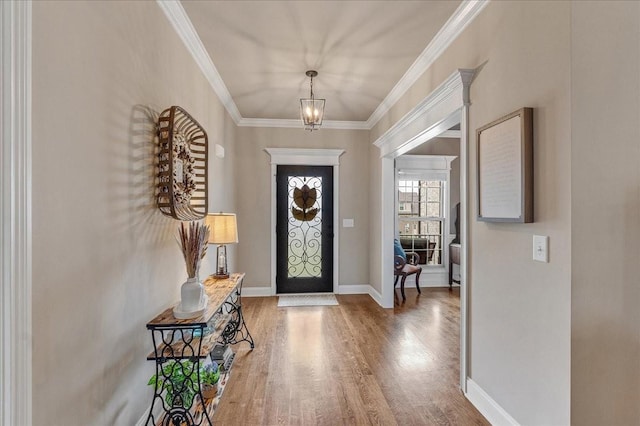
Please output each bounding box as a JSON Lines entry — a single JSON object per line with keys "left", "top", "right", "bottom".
{"left": 180, "top": 277, "right": 204, "bottom": 312}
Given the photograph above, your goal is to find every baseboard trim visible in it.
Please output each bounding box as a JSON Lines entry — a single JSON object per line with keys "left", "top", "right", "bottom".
{"left": 242, "top": 286, "right": 272, "bottom": 297}
{"left": 368, "top": 286, "right": 384, "bottom": 307}
{"left": 401, "top": 270, "right": 449, "bottom": 288}
{"left": 466, "top": 379, "right": 520, "bottom": 426}
{"left": 135, "top": 411, "right": 147, "bottom": 426}
{"left": 134, "top": 403, "right": 162, "bottom": 426}
{"left": 339, "top": 284, "right": 370, "bottom": 294}
{"left": 241, "top": 284, "right": 387, "bottom": 309}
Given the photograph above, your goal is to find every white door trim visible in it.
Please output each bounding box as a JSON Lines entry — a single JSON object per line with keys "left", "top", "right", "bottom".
{"left": 264, "top": 148, "right": 345, "bottom": 295}
{"left": 1, "top": 1, "right": 33, "bottom": 425}
{"left": 372, "top": 68, "right": 474, "bottom": 393}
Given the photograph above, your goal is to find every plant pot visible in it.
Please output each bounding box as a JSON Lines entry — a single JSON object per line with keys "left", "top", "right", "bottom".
{"left": 180, "top": 277, "right": 204, "bottom": 313}
{"left": 201, "top": 383, "right": 218, "bottom": 399}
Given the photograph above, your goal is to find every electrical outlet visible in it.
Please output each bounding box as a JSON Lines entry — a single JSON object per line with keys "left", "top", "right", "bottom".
{"left": 343, "top": 218, "right": 354, "bottom": 228}
{"left": 533, "top": 235, "right": 549, "bottom": 263}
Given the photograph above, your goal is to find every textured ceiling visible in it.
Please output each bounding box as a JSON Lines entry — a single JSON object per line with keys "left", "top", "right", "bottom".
{"left": 181, "top": 1, "right": 462, "bottom": 122}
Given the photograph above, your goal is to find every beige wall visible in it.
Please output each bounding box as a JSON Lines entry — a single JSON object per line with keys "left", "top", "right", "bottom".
{"left": 234, "top": 127, "right": 370, "bottom": 288}
{"left": 31, "top": 1, "right": 235, "bottom": 424}
{"left": 371, "top": 2, "right": 571, "bottom": 424}
{"left": 466, "top": 4, "right": 571, "bottom": 423}
{"left": 571, "top": 2, "right": 640, "bottom": 425}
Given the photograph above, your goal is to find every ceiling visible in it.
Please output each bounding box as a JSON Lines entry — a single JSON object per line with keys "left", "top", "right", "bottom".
{"left": 181, "top": 0, "right": 462, "bottom": 124}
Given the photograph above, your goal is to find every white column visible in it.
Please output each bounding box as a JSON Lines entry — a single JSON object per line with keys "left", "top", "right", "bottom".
{"left": 1, "top": 1, "right": 33, "bottom": 425}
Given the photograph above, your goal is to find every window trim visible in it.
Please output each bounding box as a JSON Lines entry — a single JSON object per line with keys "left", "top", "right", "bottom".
{"left": 395, "top": 155, "right": 456, "bottom": 272}
{"left": 397, "top": 180, "right": 446, "bottom": 267}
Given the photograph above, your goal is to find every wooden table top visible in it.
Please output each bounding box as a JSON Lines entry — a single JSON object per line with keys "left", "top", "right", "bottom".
{"left": 146, "top": 272, "right": 245, "bottom": 328}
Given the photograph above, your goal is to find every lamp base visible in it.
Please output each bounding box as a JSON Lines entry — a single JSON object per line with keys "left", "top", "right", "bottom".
{"left": 215, "top": 245, "right": 229, "bottom": 280}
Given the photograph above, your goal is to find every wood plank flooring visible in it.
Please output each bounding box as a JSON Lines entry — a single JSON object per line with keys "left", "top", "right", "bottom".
{"left": 213, "top": 288, "right": 488, "bottom": 425}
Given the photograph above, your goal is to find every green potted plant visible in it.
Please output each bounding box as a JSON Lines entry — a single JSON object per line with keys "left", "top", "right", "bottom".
{"left": 148, "top": 360, "right": 220, "bottom": 406}
{"left": 148, "top": 359, "right": 199, "bottom": 408}
{"left": 200, "top": 361, "right": 220, "bottom": 399}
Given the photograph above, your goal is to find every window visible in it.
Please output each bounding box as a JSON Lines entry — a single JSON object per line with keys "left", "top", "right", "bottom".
{"left": 397, "top": 179, "right": 444, "bottom": 265}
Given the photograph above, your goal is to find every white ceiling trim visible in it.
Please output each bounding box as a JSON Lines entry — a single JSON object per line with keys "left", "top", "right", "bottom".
{"left": 438, "top": 130, "right": 462, "bottom": 138}
{"left": 396, "top": 155, "right": 457, "bottom": 172}
{"left": 156, "top": 0, "right": 242, "bottom": 123}
{"left": 365, "top": 0, "right": 489, "bottom": 130}
{"left": 158, "top": 0, "right": 488, "bottom": 131}
{"left": 264, "top": 148, "right": 345, "bottom": 166}
{"left": 238, "top": 118, "right": 370, "bottom": 130}
{"left": 373, "top": 69, "right": 474, "bottom": 157}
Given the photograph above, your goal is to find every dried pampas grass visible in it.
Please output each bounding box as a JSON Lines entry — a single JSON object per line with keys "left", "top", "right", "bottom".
{"left": 177, "top": 221, "right": 210, "bottom": 278}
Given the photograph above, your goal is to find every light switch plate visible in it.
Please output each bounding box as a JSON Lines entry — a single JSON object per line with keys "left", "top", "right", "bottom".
{"left": 215, "top": 144, "right": 225, "bottom": 158}
{"left": 343, "top": 218, "right": 354, "bottom": 228}
{"left": 533, "top": 235, "right": 549, "bottom": 262}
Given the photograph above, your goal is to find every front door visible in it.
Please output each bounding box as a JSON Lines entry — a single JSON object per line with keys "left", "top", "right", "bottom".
{"left": 276, "top": 165, "right": 333, "bottom": 293}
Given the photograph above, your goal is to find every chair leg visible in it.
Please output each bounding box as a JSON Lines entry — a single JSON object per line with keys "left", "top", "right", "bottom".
{"left": 394, "top": 275, "right": 399, "bottom": 288}
{"left": 415, "top": 269, "right": 422, "bottom": 294}
{"left": 400, "top": 276, "right": 407, "bottom": 301}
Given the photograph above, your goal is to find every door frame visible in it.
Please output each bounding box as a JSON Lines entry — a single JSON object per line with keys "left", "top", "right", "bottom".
{"left": 372, "top": 69, "right": 474, "bottom": 393}
{"left": 1, "top": 1, "right": 33, "bottom": 425}
{"left": 265, "top": 148, "right": 344, "bottom": 295}
{"left": 275, "top": 164, "right": 334, "bottom": 294}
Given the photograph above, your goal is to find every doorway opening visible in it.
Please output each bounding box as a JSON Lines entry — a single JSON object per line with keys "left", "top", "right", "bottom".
{"left": 265, "top": 148, "right": 344, "bottom": 296}
{"left": 395, "top": 153, "right": 458, "bottom": 289}
{"left": 276, "top": 165, "right": 334, "bottom": 293}
{"left": 374, "top": 69, "right": 473, "bottom": 393}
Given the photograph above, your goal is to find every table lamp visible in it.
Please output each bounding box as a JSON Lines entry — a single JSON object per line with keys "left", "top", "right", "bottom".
{"left": 205, "top": 213, "right": 238, "bottom": 279}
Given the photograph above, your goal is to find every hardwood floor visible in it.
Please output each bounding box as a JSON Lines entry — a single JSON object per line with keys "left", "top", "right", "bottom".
{"left": 214, "top": 288, "right": 488, "bottom": 425}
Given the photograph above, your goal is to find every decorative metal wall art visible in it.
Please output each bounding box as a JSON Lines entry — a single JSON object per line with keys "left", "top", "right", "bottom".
{"left": 157, "top": 106, "right": 208, "bottom": 220}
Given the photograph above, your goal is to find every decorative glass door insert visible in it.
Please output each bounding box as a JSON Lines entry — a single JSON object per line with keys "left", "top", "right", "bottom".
{"left": 287, "top": 175, "right": 323, "bottom": 278}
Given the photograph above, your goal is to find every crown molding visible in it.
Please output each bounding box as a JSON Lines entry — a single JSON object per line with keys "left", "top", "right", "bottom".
{"left": 373, "top": 69, "right": 474, "bottom": 157}
{"left": 321, "top": 120, "right": 370, "bottom": 130}
{"left": 437, "top": 130, "right": 462, "bottom": 138}
{"left": 158, "top": 0, "right": 487, "bottom": 130}
{"left": 365, "top": 0, "right": 489, "bottom": 129}
{"left": 156, "top": 0, "right": 242, "bottom": 124}
{"left": 237, "top": 118, "right": 301, "bottom": 128}
{"left": 238, "top": 117, "right": 369, "bottom": 130}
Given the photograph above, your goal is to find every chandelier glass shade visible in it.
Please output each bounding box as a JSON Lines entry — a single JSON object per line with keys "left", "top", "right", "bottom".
{"left": 300, "top": 70, "right": 325, "bottom": 131}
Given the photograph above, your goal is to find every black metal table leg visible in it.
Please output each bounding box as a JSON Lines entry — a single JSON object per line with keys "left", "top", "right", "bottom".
{"left": 220, "top": 292, "right": 255, "bottom": 349}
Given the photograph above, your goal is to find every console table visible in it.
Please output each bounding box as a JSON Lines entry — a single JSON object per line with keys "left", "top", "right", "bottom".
{"left": 145, "top": 273, "right": 254, "bottom": 426}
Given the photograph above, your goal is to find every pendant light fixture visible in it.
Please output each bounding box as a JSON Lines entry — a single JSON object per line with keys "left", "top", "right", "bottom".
{"left": 300, "top": 70, "right": 325, "bottom": 131}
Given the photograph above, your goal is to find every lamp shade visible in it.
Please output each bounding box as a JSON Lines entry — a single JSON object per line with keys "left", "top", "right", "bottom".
{"left": 205, "top": 213, "right": 238, "bottom": 244}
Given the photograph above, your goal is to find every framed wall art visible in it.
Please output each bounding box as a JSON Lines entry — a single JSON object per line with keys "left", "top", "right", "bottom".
{"left": 476, "top": 107, "right": 533, "bottom": 223}
{"left": 157, "top": 106, "right": 208, "bottom": 221}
